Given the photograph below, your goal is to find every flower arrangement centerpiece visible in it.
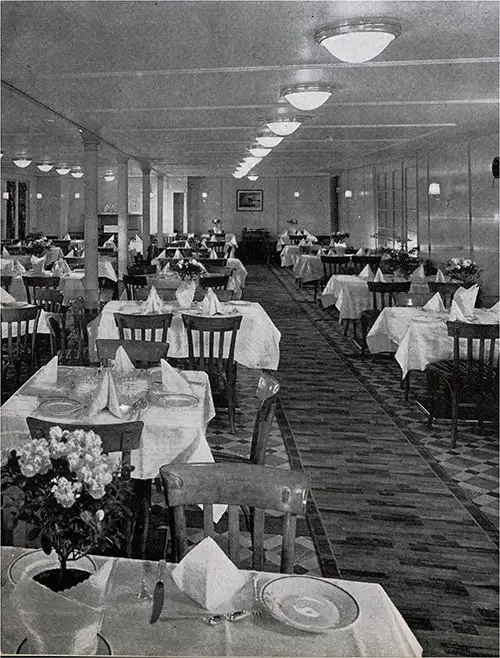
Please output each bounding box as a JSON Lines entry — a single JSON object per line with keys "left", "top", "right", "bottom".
{"left": 331, "top": 231, "right": 350, "bottom": 243}
{"left": 1, "top": 427, "right": 131, "bottom": 587}
{"left": 170, "top": 258, "right": 207, "bottom": 280}
{"left": 442, "top": 257, "right": 481, "bottom": 287}
{"left": 25, "top": 232, "right": 53, "bottom": 257}
{"left": 380, "top": 247, "right": 422, "bottom": 278}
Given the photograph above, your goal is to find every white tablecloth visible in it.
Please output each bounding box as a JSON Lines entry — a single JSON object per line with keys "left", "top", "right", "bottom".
{"left": 368, "top": 307, "right": 500, "bottom": 378}
{"left": 1, "top": 547, "right": 422, "bottom": 657}
{"left": 280, "top": 245, "right": 301, "bottom": 268}
{"left": 293, "top": 254, "right": 323, "bottom": 283}
{"left": 92, "top": 300, "right": 281, "bottom": 370}
{"left": 0, "top": 365, "right": 216, "bottom": 481}
{"left": 0, "top": 255, "right": 32, "bottom": 272}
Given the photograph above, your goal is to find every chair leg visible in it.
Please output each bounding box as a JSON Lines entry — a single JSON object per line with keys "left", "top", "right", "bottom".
{"left": 403, "top": 373, "right": 410, "bottom": 402}
{"left": 450, "top": 389, "right": 458, "bottom": 449}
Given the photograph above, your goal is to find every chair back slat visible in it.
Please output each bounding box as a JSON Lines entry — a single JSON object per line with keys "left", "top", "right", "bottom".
{"left": 173, "top": 506, "right": 188, "bottom": 559}
{"left": 447, "top": 321, "right": 499, "bottom": 380}
{"left": 320, "top": 255, "right": 350, "bottom": 280}
{"left": 252, "top": 508, "right": 265, "bottom": 571}
{"left": 96, "top": 339, "right": 169, "bottom": 367}
{"left": 227, "top": 505, "right": 240, "bottom": 565}
{"left": 114, "top": 312, "right": 173, "bottom": 343}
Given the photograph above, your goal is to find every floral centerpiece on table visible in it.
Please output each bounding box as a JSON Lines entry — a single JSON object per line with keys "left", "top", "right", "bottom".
{"left": 170, "top": 258, "right": 207, "bottom": 280}
{"left": 1, "top": 427, "right": 131, "bottom": 584}
{"left": 25, "top": 232, "right": 53, "bottom": 257}
{"left": 379, "top": 247, "right": 422, "bottom": 278}
{"left": 442, "top": 257, "right": 481, "bottom": 287}
{"left": 331, "top": 231, "right": 350, "bottom": 243}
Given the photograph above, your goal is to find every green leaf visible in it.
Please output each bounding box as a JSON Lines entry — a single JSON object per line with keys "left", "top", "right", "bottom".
{"left": 41, "top": 534, "right": 52, "bottom": 555}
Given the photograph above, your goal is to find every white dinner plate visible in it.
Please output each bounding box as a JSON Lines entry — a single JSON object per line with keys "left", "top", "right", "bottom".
{"left": 152, "top": 392, "right": 199, "bottom": 408}
{"left": 260, "top": 576, "right": 359, "bottom": 633}
{"left": 37, "top": 397, "right": 82, "bottom": 416}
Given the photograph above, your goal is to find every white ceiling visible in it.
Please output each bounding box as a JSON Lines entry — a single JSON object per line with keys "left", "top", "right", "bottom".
{"left": 1, "top": 1, "right": 498, "bottom": 178}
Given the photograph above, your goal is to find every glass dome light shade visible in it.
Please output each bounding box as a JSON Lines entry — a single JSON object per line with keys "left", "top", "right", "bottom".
{"left": 13, "top": 157, "right": 32, "bottom": 168}
{"left": 55, "top": 166, "right": 71, "bottom": 175}
{"left": 36, "top": 162, "right": 54, "bottom": 172}
{"left": 255, "top": 133, "right": 283, "bottom": 148}
{"left": 70, "top": 169, "right": 84, "bottom": 178}
{"left": 247, "top": 175, "right": 259, "bottom": 181}
{"left": 428, "top": 183, "right": 441, "bottom": 196}
{"left": 266, "top": 119, "right": 302, "bottom": 136}
{"left": 315, "top": 20, "right": 401, "bottom": 63}
{"left": 281, "top": 84, "right": 333, "bottom": 111}
{"left": 103, "top": 172, "right": 116, "bottom": 182}
{"left": 248, "top": 147, "right": 271, "bottom": 158}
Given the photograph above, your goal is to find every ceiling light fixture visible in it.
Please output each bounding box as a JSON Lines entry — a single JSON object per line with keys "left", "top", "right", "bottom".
{"left": 13, "top": 157, "right": 32, "bottom": 168}
{"left": 37, "top": 162, "right": 54, "bottom": 173}
{"left": 344, "top": 189, "right": 353, "bottom": 199}
{"left": 36, "top": 193, "right": 43, "bottom": 199}
{"left": 55, "top": 165, "right": 71, "bottom": 176}
{"left": 315, "top": 19, "right": 401, "bottom": 63}
{"left": 428, "top": 182, "right": 441, "bottom": 197}
{"left": 103, "top": 171, "right": 116, "bottom": 182}
{"left": 255, "top": 131, "right": 283, "bottom": 148}
{"left": 70, "top": 168, "right": 84, "bottom": 178}
{"left": 265, "top": 117, "right": 304, "bottom": 136}
{"left": 247, "top": 175, "right": 259, "bottom": 181}
{"left": 281, "top": 83, "right": 333, "bottom": 111}
{"left": 248, "top": 146, "right": 271, "bottom": 158}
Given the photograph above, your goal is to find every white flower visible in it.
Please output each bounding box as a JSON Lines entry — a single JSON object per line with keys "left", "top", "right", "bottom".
{"left": 463, "top": 259, "right": 472, "bottom": 267}
{"left": 95, "top": 509, "right": 105, "bottom": 522}
{"left": 49, "top": 426, "right": 64, "bottom": 441}
{"left": 51, "top": 476, "right": 82, "bottom": 508}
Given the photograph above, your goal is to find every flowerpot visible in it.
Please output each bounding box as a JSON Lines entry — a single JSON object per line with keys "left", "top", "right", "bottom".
{"left": 34, "top": 567, "right": 91, "bottom": 591}
{"left": 333, "top": 243, "right": 346, "bottom": 256}
{"left": 175, "top": 278, "right": 197, "bottom": 308}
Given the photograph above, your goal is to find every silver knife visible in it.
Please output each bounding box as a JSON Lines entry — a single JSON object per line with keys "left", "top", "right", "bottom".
{"left": 149, "top": 559, "right": 167, "bottom": 624}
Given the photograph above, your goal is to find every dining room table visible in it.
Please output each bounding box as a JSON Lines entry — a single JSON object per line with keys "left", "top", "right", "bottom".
{"left": 366, "top": 306, "right": 500, "bottom": 379}
{"left": 88, "top": 299, "right": 281, "bottom": 370}
{"left": 1, "top": 546, "right": 423, "bottom": 657}
{"left": 280, "top": 244, "right": 301, "bottom": 268}
{"left": 292, "top": 253, "right": 323, "bottom": 285}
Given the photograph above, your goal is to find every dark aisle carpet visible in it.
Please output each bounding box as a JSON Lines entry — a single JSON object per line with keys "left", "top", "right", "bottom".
{"left": 242, "top": 265, "right": 498, "bottom": 658}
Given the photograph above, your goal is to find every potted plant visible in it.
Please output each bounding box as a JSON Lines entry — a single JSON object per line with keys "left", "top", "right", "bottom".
{"left": 442, "top": 257, "right": 482, "bottom": 287}
{"left": 379, "top": 247, "right": 422, "bottom": 278}
{"left": 170, "top": 258, "right": 207, "bottom": 308}
{"left": 330, "top": 231, "right": 350, "bottom": 255}
{"left": 24, "top": 233, "right": 53, "bottom": 258}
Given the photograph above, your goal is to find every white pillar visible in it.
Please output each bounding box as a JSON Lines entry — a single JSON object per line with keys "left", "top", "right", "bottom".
{"left": 141, "top": 163, "right": 151, "bottom": 254}
{"left": 59, "top": 176, "right": 70, "bottom": 238}
{"left": 157, "top": 175, "right": 164, "bottom": 246}
{"left": 82, "top": 131, "right": 100, "bottom": 309}
{"left": 117, "top": 158, "right": 129, "bottom": 279}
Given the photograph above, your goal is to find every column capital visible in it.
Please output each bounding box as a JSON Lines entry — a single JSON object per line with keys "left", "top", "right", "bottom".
{"left": 80, "top": 130, "right": 100, "bottom": 148}
{"left": 140, "top": 161, "right": 152, "bottom": 174}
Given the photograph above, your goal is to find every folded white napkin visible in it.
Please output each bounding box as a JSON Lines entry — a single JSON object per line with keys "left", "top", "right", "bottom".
{"left": 87, "top": 369, "right": 122, "bottom": 418}
{"left": 156, "top": 249, "right": 166, "bottom": 260}
{"left": 111, "top": 346, "right": 135, "bottom": 375}
{"left": 184, "top": 240, "right": 190, "bottom": 249}
{"left": 173, "top": 249, "right": 183, "bottom": 260}
{"left": 63, "top": 233, "right": 71, "bottom": 241}
{"left": 161, "top": 262, "right": 173, "bottom": 274}
{"left": 355, "top": 248, "right": 364, "bottom": 256}
{"left": 13, "top": 259, "right": 26, "bottom": 275}
{"left": 280, "top": 230, "right": 289, "bottom": 238}
{"left": 142, "top": 286, "right": 163, "bottom": 314}
{"left": 454, "top": 284, "right": 478, "bottom": 315}
{"left": 198, "top": 287, "right": 223, "bottom": 316}
{"left": 103, "top": 236, "right": 115, "bottom": 248}
{"left": 308, "top": 235, "right": 318, "bottom": 243}
{"left": 171, "top": 536, "right": 246, "bottom": 611}
{"left": 435, "top": 269, "right": 446, "bottom": 283}
{"left": 2, "top": 247, "right": 9, "bottom": 256}
{"left": 0, "top": 287, "right": 16, "bottom": 304}
{"left": 209, "top": 248, "right": 218, "bottom": 259}
{"left": 209, "top": 235, "right": 217, "bottom": 242}
{"left": 36, "top": 355, "right": 59, "bottom": 384}
{"left": 65, "top": 249, "right": 75, "bottom": 258}
{"left": 489, "top": 301, "right": 499, "bottom": 313}
{"left": 160, "top": 359, "right": 192, "bottom": 394}
{"left": 298, "top": 239, "right": 307, "bottom": 247}
{"left": 358, "top": 264, "right": 374, "bottom": 281}
{"left": 449, "top": 300, "right": 468, "bottom": 322}
{"left": 81, "top": 251, "right": 85, "bottom": 258}
{"left": 52, "top": 259, "right": 71, "bottom": 276}
{"left": 12, "top": 560, "right": 113, "bottom": 656}
{"left": 327, "top": 248, "right": 336, "bottom": 256}
{"left": 423, "top": 292, "right": 446, "bottom": 313}
{"left": 410, "top": 264, "right": 426, "bottom": 280}
{"left": 31, "top": 255, "right": 47, "bottom": 275}
{"left": 374, "top": 268, "right": 386, "bottom": 282}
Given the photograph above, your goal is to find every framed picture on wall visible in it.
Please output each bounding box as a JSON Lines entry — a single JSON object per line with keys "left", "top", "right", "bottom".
{"left": 236, "top": 189, "right": 263, "bottom": 211}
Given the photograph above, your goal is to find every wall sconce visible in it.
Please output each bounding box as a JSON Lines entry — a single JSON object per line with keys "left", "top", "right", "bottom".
{"left": 103, "top": 171, "right": 115, "bottom": 182}
{"left": 344, "top": 189, "right": 353, "bottom": 199}
{"left": 202, "top": 192, "right": 208, "bottom": 203}
{"left": 428, "top": 182, "right": 441, "bottom": 197}
{"left": 2, "top": 192, "right": 9, "bottom": 200}
{"left": 36, "top": 193, "right": 43, "bottom": 199}
{"left": 294, "top": 191, "right": 300, "bottom": 198}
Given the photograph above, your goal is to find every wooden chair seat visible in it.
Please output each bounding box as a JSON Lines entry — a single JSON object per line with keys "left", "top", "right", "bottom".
{"left": 160, "top": 462, "right": 309, "bottom": 572}
{"left": 96, "top": 338, "right": 169, "bottom": 367}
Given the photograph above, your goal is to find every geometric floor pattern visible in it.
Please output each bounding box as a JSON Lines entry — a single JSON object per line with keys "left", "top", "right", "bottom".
{"left": 245, "top": 264, "right": 498, "bottom": 658}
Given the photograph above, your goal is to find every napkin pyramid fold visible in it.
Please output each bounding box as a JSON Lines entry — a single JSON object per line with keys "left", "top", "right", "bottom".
{"left": 111, "top": 346, "right": 136, "bottom": 375}
{"left": 87, "top": 370, "right": 122, "bottom": 418}
{"left": 184, "top": 240, "right": 191, "bottom": 249}
{"left": 355, "top": 247, "right": 364, "bottom": 256}
{"left": 63, "top": 233, "right": 71, "bottom": 241}
{"left": 52, "top": 259, "right": 71, "bottom": 276}
{"left": 171, "top": 536, "right": 246, "bottom": 611}
{"left": 31, "top": 255, "right": 47, "bottom": 275}
{"left": 298, "top": 239, "right": 307, "bottom": 247}
{"left": 423, "top": 292, "right": 446, "bottom": 313}
{"left": 435, "top": 269, "right": 446, "bottom": 282}
{"left": 453, "top": 284, "right": 478, "bottom": 316}
{"left": 0, "top": 287, "right": 16, "bottom": 304}
{"left": 2, "top": 247, "right": 9, "bottom": 256}
{"left": 13, "top": 259, "right": 26, "bottom": 275}
{"left": 160, "top": 359, "right": 192, "bottom": 394}
{"left": 199, "top": 287, "right": 223, "bottom": 316}
{"left": 410, "top": 264, "right": 426, "bottom": 280}
{"left": 209, "top": 248, "right": 218, "bottom": 259}
{"left": 357, "top": 264, "right": 374, "bottom": 281}
{"left": 37, "top": 355, "right": 58, "bottom": 384}
{"left": 173, "top": 249, "right": 183, "bottom": 260}
{"left": 156, "top": 249, "right": 166, "bottom": 260}
{"left": 374, "top": 268, "right": 386, "bottom": 282}
{"left": 449, "top": 300, "right": 468, "bottom": 322}
{"left": 209, "top": 235, "right": 217, "bottom": 242}
{"left": 142, "top": 286, "right": 163, "bottom": 314}
{"left": 489, "top": 301, "right": 500, "bottom": 313}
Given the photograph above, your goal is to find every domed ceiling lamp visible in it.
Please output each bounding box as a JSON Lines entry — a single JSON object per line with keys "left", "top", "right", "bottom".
{"left": 103, "top": 170, "right": 116, "bottom": 182}
{"left": 255, "top": 130, "right": 283, "bottom": 148}
{"left": 247, "top": 174, "right": 259, "bottom": 181}
{"left": 265, "top": 116, "right": 305, "bottom": 136}
{"left": 248, "top": 146, "right": 271, "bottom": 158}
{"left": 315, "top": 19, "right": 401, "bottom": 63}
{"left": 13, "top": 156, "right": 32, "bottom": 168}
{"left": 55, "top": 165, "right": 71, "bottom": 175}
{"left": 36, "top": 162, "right": 54, "bottom": 172}
{"left": 281, "top": 83, "right": 333, "bottom": 111}
{"left": 70, "top": 167, "right": 84, "bottom": 178}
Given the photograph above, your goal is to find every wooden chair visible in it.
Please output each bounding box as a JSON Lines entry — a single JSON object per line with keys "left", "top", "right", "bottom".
{"left": 181, "top": 313, "right": 242, "bottom": 433}
{"left": 1, "top": 275, "right": 12, "bottom": 292}
{"left": 426, "top": 322, "right": 499, "bottom": 447}
{"left": 126, "top": 262, "right": 156, "bottom": 276}
{"left": 26, "top": 417, "right": 146, "bottom": 558}
{"left": 98, "top": 277, "right": 119, "bottom": 304}
{"left": 52, "top": 239, "right": 71, "bottom": 255}
{"left": 199, "top": 258, "right": 228, "bottom": 273}
{"left": 289, "top": 235, "right": 304, "bottom": 245}
{"left": 1, "top": 305, "right": 39, "bottom": 399}
{"left": 22, "top": 275, "right": 60, "bottom": 305}
{"left": 114, "top": 312, "right": 173, "bottom": 342}
{"left": 199, "top": 274, "right": 230, "bottom": 290}
{"left": 161, "top": 463, "right": 308, "bottom": 572}
{"left": 33, "top": 288, "right": 66, "bottom": 357}
{"left": 427, "top": 282, "right": 460, "bottom": 309}
{"left": 350, "top": 255, "right": 382, "bottom": 275}
{"left": 96, "top": 338, "right": 169, "bottom": 367}
{"left": 360, "top": 281, "right": 412, "bottom": 356}
{"left": 123, "top": 274, "right": 148, "bottom": 300}
{"left": 320, "top": 255, "right": 351, "bottom": 283}
{"left": 67, "top": 296, "right": 100, "bottom": 365}
{"left": 64, "top": 257, "right": 85, "bottom": 270}
{"left": 214, "top": 373, "right": 280, "bottom": 465}
{"left": 208, "top": 242, "right": 226, "bottom": 257}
